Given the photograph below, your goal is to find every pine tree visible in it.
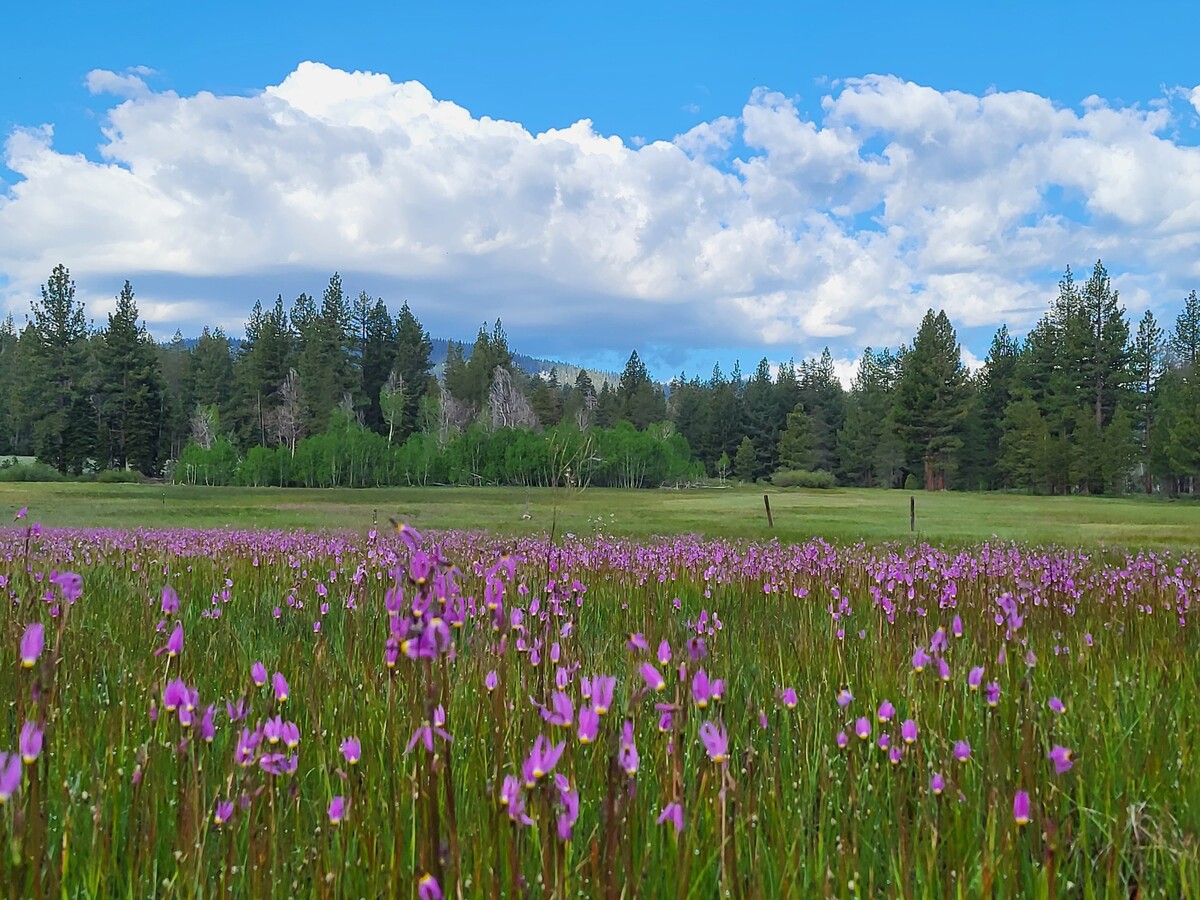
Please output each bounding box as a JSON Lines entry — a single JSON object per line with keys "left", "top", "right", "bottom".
{"left": 617, "top": 351, "right": 666, "bottom": 429}
{"left": 1170, "top": 290, "right": 1200, "bottom": 371}
{"left": 28, "top": 264, "right": 90, "bottom": 472}
{"left": 96, "top": 281, "right": 165, "bottom": 473}
{"left": 838, "top": 347, "right": 900, "bottom": 487}
{"left": 358, "top": 296, "right": 395, "bottom": 433}
{"left": 777, "top": 404, "right": 816, "bottom": 472}
{"left": 1129, "top": 310, "right": 1165, "bottom": 492}
{"left": 235, "top": 296, "right": 294, "bottom": 446}
{"left": 733, "top": 435, "right": 758, "bottom": 482}
{"left": 962, "top": 326, "right": 1019, "bottom": 490}
{"left": 894, "top": 310, "right": 969, "bottom": 490}
{"left": 1078, "top": 260, "right": 1130, "bottom": 429}
{"left": 393, "top": 302, "right": 433, "bottom": 440}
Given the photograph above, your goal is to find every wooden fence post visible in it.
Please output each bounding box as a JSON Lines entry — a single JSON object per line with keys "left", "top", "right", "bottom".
{"left": 764, "top": 494, "right": 774, "bottom": 528}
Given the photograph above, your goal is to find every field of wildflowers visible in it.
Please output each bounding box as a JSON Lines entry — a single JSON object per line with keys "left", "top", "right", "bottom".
{"left": 1, "top": 509, "right": 1198, "bottom": 896}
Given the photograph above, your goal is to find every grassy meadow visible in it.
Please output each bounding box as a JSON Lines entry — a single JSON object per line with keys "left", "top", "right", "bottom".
{"left": 0, "top": 481, "right": 1198, "bottom": 548}
{"left": 0, "top": 486, "right": 1198, "bottom": 895}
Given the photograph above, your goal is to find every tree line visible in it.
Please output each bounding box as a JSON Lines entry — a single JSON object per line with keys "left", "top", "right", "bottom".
{"left": 2, "top": 260, "right": 1198, "bottom": 494}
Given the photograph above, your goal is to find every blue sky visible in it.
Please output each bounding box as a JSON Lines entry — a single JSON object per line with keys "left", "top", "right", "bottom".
{"left": 3, "top": 1, "right": 1200, "bottom": 379}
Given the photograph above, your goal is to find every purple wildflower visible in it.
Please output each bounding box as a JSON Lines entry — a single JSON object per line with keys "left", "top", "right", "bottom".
{"left": 985, "top": 681, "right": 1001, "bottom": 707}
{"left": 692, "top": 669, "right": 715, "bottom": 708}
{"left": 199, "top": 706, "right": 216, "bottom": 743}
{"left": 855, "top": 717, "right": 871, "bottom": 740}
{"left": 877, "top": 700, "right": 895, "bottom": 723}
{"left": 273, "top": 672, "right": 289, "bottom": 702}
{"left": 627, "top": 632, "right": 649, "bottom": 652}
{"left": 780, "top": 687, "right": 798, "bottom": 709}
{"left": 213, "top": 799, "right": 234, "bottom": 825}
{"left": 540, "top": 691, "right": 574, "bottom": 727}
{"left": 0, "top": 753, "right": 22, "bottom": 802}
{"left": 968, "top": 666, "right": 984, "bottom": 690}
{"left": 1048, "top": 696, "right": 1066, "bottom": 714}
{"left": 341, "top": 736, "right": 362, "bottom": 765}
{"left": 953, "top": 739, "right": 971, "bottom": 762}
{"left": 657, "top": 640, "right": 671, "bottom": 665}
{"left": 640, "top": 662, "right": 666, "bottom": 693}
{"left": 20, "top": 623, "right": 44, "bottom": 669}
{"left": 930, "top": 772, "right": 945, "bottom": 795}
{"left": 522, "top": 735, "right": 566, "bottom": 786}
{"left": 657, "top": 801, "right": 684, "bottom": 833}
{"left": 329, "top": 795, "right": 346, "bottom": 825}
{"left": 155, "top": 623, "right": 183, "bottom": 658}
{"left": 161, "top": 586, "right": 179, "bottom": 615}
{"left": 618, "top": 720, "right": 639, "bottom": 776}
{"left": 417, "top": 874, "right": 443, "bottom": 900}
{"left": 836, "top": 688, "right": 854, "bottom": 708}
{"left": 912, "top": 647, "right": 931, "bottom": 672}
{"left": 485, "top": 670, "right": 498, "bottom": 692}
{"left": 1048, "top": 745, "right": 1074, "bottom": 774}
{"left": 1013, "top": 790, "right": 1031, "bottom": 826}
{"left": 556, "top": 784, "right": 580, "bottom": 841}
{"left": 901, "top": 719, "right": 918, "bottom": 745}
{"left": 163, "top": 678, "right": 189, "bottom": 712}
{"left": 591, "top": 675, "right": 616, "bottom": 715}
{"left": 578, "top": 707, "right": 600, "bottom": 744}
{"left": 699, "top": 721, "right": 729, "bottom": 763}
{"left": 251, "top": 661, "right": 267, "bottom": 687}
{"left": 19, "top": 721, "right": 43, "bottom": 764}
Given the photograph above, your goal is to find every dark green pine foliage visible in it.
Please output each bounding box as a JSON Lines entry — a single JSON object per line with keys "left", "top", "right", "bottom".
{"left": 0, "top": 317, "right": 19, "bottom": 453}
{"left": 28, "top": 264, "right": 91, "bottom": 472}
{"left": 96, "top": 281, "right": 165, "bottom": 474}
{"left": 392, "top": 302, "right": 433, "bottom": 440}
{"left": 1077, "top": 260, "right": 1130, "bottom": 430}
{"left": 593, "top": 383, "right": 621, "bottom": 428}
{"left": 894, "top": 310, "right": 969, "bottom": 490}
{"left": 157, "top": 331, "right": 193, "bottom": 461}
{"left": 470, "top": 320, "right": 516, "bottom": 407}
{"left": 838, "top": 347, "right": 902, "bottom": 487}
{"left": 186, "top": 327, "right": 235, "bottom": 416}
{"left": 442, "top": 341, "right": 470, "bottom": 402}
{"left": 700, "top": 364, "right": 742, "bottom": 472}
{"left": 741, "top": 358, "right": 780, "bottom": 475}
{"left": 776, "top": 403, "right": 816, "bottom": 472}
{"left": 1129, "top": 310, "right": 1165, "bottom": 492}
{"left": 563, "top": 369, "right": 597, "bottom": 428}
{"left": 960, "top": 326, "right": 1020, "bottom": 490}
{"left": 797, "top": 349, "right": 845, "bottom": 474}
{"left": 733, "top": 435, "right": 758, "bottom": 482}
{"left": 667, "top": 374, "right": 708, "bottom": 465}
{"left": 529, "top": 368, "right": 564, "bottom": 427}
{"left": 292, "top": 275, "right": 358, "bottom": 433}
{"left": 1170, "top": 290, "right": 1200, "bottom": 371}
{"left": 357, "top": 295, "right": 395, "bottom": 433}
{"left": 235, "top": 296, "right": 295, "bottom": 446}
{"left": 617, "top": 351, "right": 666, "bottom": 429}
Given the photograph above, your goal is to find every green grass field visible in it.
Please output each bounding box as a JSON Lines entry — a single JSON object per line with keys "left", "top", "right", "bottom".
{"left": 1, "top": 481, "right": 1197, "bottom": 548}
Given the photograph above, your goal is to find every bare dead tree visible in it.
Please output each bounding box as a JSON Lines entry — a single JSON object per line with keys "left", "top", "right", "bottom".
{"left": 488, "top": 366, "right": 539, "bottom": 430}
{"left": 436, "top": 391, "right": 474, "bottom": 447}
{"left": 189, "top": 403, "right": 217, "bottom": 450}
{"left": 268, "top": 368, "right": 305, "bottom": 456}
{"left": 380, "top": 370, "right": 407, "bottom": 445}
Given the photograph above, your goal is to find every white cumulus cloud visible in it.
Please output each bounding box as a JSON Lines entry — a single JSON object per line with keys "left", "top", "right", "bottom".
{"left": 2, "top": 62, "right": 1200, "bottom": 368}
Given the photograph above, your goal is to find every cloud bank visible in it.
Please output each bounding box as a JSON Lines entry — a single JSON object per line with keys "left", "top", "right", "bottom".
{"left": 2, "top": 62, "right": 1199, "bottom": 368}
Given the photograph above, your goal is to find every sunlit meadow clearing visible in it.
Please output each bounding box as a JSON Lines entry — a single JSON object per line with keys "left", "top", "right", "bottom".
{"left": 2, "top": 514, "right": 1199, "bottom": 896}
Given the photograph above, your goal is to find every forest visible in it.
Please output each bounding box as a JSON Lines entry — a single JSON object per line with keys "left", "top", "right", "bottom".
{"left": 1, "top": 260, "right": 1198, "bottom": 494}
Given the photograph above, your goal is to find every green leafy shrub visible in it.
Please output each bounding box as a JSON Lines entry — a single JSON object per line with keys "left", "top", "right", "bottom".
{"left": 771, "top": 469, "right": 837, "bottom": 489}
